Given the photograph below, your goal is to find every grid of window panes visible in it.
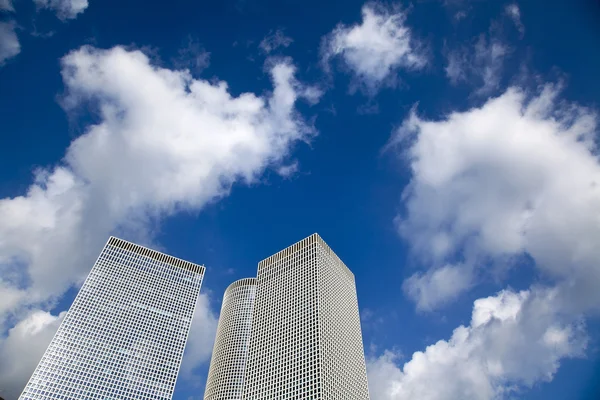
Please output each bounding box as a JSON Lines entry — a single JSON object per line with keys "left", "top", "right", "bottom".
{"left": 241, "top": 233, "right": 370, "bottom": 399}
{"left": 19, "top": 236, "right": 205, "bottom": 400}
{"left": 314, "top": 236, "right": 370, "bottom": 399}
{"left": 204, "top": 278, "right": 256, "bottom": 400}
{"left": 242, "top": 234, "right": 321, "bottom": 400}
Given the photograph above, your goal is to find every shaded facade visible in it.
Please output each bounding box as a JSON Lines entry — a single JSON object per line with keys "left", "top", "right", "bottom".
{"left": 204, "top": 278, "right": 257, "bottom": 400}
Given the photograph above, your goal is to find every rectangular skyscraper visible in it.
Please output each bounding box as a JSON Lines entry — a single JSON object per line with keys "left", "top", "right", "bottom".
{"left": 19, "top": 237, "right": 205, "bottom": 400}
{"left": 242, "top": 233, "right": 370, "bottom": 399}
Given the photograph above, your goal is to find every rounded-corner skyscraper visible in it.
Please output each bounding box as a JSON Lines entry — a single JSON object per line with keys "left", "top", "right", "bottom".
{"left": 204, "top": 233, "right": 370, "bottom": 400}
{"left": 204, "top": 277, "right": 257, "bottom": 400}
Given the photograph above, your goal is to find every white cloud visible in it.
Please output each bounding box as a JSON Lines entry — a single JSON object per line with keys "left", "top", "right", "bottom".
{"left": 403, "top": 263, "right": 473, "bottom": 311}
{"left": 180, "top": 294, "right": 219, "bottom": 379}
{"left": 367, "top": 287, "right": 587, "bottom": 400}
{"left": 0, "top": 22, "right": 20, "bottom": 65}
{"left": 0, "top": 45, "right": 318, "bottom": 396}
{"left": 259, "top": 29, "right": 293, "bottom": 54}
{"left": 33, "top": 0, "right": 89, "bottom": 20}
{"left": 445, "top": 35, "right": 509, "bottom": 96}
{"left": 322, "top": 3, "right": 426, "bottom": 93}
{"left": 505, "top": 4, "right": 524, "bottom": 36}
{"left": 0, "top": 310, "right": 66, "bottom": 400}
{"left": 0, "top": 0, "right": 14, "bottom": 11}
{"left": 393, "top": 84, "right": 599, "bottom": 312}
{"left": 367, "top": 350, "right": 406, "bottom": 399}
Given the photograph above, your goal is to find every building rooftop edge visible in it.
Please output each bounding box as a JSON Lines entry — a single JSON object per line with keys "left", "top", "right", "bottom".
{"left": 107, "top": 236, "right": 205, "bottom": 275}
{"left": 224, "top": 277, "right": 258, "bottom": 294}
{"left": 257, "top": 233, "right": 355, "bottom": 279}
{"left": 257, "top": 233, "right": 320, "bottom": 266}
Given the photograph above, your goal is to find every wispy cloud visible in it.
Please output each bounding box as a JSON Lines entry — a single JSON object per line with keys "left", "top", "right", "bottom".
{"left": 505, "top": 3, "right": 525, "bottom": 36}
{"left": 0, "top": 0, "right": 15, "bottom": 12}
{"left": 33, "top": 0, "right": 89, "bottom": 21}
{"left": 0, "top": 21, "right": 20, "bottom": 66}
{"left": 445, "top": 34, "right": 510, "bottom": 96}
{"left": 259, "top": 29, "right": 293, "bottom": 54}
{"left": 173, "top": 36, "right": 211, "bottom": 74}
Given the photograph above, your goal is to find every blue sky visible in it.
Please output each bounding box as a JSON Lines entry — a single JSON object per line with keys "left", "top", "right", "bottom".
{"left": 1, "top": 0, "right": 600, "bottom": 399}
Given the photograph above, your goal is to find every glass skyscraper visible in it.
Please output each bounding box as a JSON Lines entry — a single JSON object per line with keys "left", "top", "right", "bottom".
{"left": 19, "top": 236, "right": 205, "bottom": 400}
{"left": 204, "top": 278, "right": 257, "bottom": 400}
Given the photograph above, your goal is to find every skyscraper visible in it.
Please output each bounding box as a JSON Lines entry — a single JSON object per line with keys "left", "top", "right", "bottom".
{"left": 242, "top": 233, "right": 370, "bottom": 399}
{"left": 19, "top": 236, "right": 205, "bottom": 400}
{"left": 204, "top": 278, "right": 257, "bottom": 400}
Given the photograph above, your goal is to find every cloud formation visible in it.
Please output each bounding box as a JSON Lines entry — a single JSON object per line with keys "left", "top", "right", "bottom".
{"left": 377, "top": 83, "right": 598, "bottom": 398}
{"left": 180, "top": 294, "right": 219, "bottom": 380}
{"left": 445, "top": 35, "right": 509, "bottom": 96}
{"left": 322, "top": 3, "right": 426, "bottom": 93}
{"left": 259, "top": 29, "right": 293, "bottom": 54}
{"left": 367, "top": 287, "right": 587, "bottom": 400}
{"left": 402, "top": 263, "right": 473, "bottom": 312}
{"left": 0, "top": 21, "right": 20, "bottom": 65}
{"left": 173, "top": 36, "right": 211, "bottom": 75}
{"left": 33, "top": 0, "right": 89, "bottom": 20}
{"left": 0, "top": 311, "right": 66, "bottom": 399}
{"left": 0, "top": 45, "right": 318, "bottom": 397}
{"left": 505, "top": 4, "right": 524, "bottom": 36}
{"left": 0, "top": 0, "right": 14, "bottom": 11}
{"left": 394, "top": 84, "right": 599, "bottom": 312}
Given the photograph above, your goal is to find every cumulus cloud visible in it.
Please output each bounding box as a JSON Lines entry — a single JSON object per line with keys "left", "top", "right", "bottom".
{"left": 33, "top": 0, "right": 89, "bottom": 20}
{"left": 380, "top": 74, "right": 600, "bottom": 398}
{"left": 393, "top": 84, "right": 599, "bottom": 312}
{"left": 322, "top": 2, "right": 426, "bottom": 93}
{"left": 0, "top": 311, "right": 66, "bottom": 399}
{"left": 0, "top": 45, "right": 318, "bottom": 396}
{"left": 259, "top": 29, "right": 293, "bottom": 54}
{"left": 0, "top": 21, "right": 20, "bottom": 65}
{"left": 367, "top": 288, "right": 587, "bottom": 400}
{"left": 445, "top": 35, "right": 509, "bottom": 96}
{"left": 505, "top": 3, "right": 524, "bottom": 36}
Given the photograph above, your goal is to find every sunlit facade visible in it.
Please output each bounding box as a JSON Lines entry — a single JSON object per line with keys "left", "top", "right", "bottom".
{"left": 19, "top": 236, "right": 205, "bottom": 400}
{"left": 242, "top": 233, "right": 370, "bottom": 399}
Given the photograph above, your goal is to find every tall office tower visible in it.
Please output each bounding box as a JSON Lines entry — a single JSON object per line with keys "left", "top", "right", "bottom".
{"left": 242, "top": 233, "right": 370, "bottom": 399}
{"left": 19, "top": 236, "right": 205, "bottom": 400}
{"left": 204, "top": 278, "right": 257, "bottom": 400}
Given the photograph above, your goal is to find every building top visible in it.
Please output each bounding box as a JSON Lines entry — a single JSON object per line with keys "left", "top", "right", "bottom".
{"left": 224, "top": 277, "right": 257, "bottom": 295}
{"left": 258, "top": 233, "right": 355, "bottom": 280}
{"left": 107, "top": 236, "right": 205, "bottom": 275}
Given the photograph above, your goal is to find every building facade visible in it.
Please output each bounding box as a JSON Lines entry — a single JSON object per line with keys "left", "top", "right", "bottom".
{"left": 19, "top": 236, "right": 205, "bottom": 400}
{"left": 204, "top": 278, "right": 257, "bottom": 400}
{"left": 242, "top": 233, "right": 370, "bottom": 399}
